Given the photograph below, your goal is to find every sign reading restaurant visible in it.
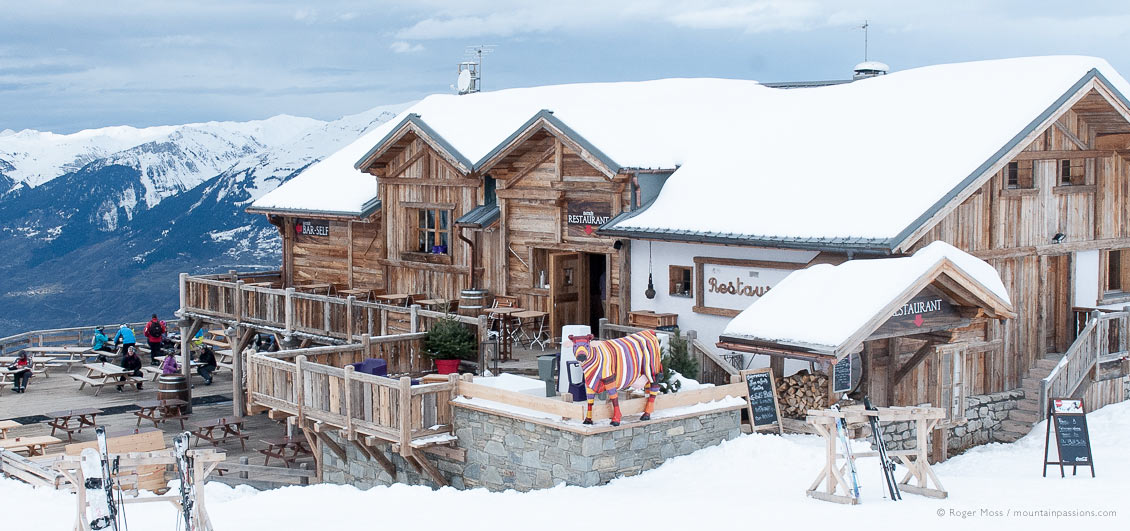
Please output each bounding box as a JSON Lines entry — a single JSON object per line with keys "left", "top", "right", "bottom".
{"left": 871, "top": 285, "right": 965, "bottom": 338}
{"left": 693, "top": 257, "right": 803, "bottom": 317}
{"left": 566, "top": 200, "right": 612, "bottom": 237}
{"left": 295, "top": 219, "right": 330, "bottom": 237}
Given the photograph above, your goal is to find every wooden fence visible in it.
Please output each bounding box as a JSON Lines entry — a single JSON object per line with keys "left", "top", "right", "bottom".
{"left": 0, "top": 449, "right": 68, "bottom": 489}
{"left": 1041, "top": 308, "right": 1130, "bottom": 418}
{"left": 246, "top": 352, "right": 457, "bottom": 456}
{"left": 0, "top": 320, "right": 182, "bottom": 357}
{"left": 181, "top": 272, "right": 487, "bottom": 348}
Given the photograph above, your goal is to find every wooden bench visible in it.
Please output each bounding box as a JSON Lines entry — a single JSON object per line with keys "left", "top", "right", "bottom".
{"left": 70, "top": 374, "right": 143, "bottom": 395}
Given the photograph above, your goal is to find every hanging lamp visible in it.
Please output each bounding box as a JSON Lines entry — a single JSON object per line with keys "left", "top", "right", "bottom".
{"left": 645, "top": 241, "right": 656, "bottom": 299}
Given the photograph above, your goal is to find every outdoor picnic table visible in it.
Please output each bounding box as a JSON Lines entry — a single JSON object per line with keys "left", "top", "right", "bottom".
{"left": 337, "top": 288, "right": 373, "bottom": 301}
{"left": 259, "top": 436, "right": 313, "bottom": 467}
{"left": 72, "top": 362, "right": 141, "bottom": 396}
{"left": 0, "top": 435, "right": 62, "bottom": 456}
{"left": 0, "top": 356, "right": 55, "bottom": 375}
{"left": 21, "top": 346, "right": 92, "bottom": 355}
{"left": 198, "top": 337, "right": 229, "bottom": 349}
{"left": 134, "top": 399, "right": 189, "bottom": 429}
{"left": 374, "top": 293, "right": 411, "bottom": 306}
{"left": 0, "top": 420, "right": 21, "bottom": 439}
{"left": 294, "top": 282, "right": 333, "bottom": 295}
{"left": 45, "top": 408, "right": 103, "bottom": 441}
{"left": 191, "top": 417, "right": 249, "bottom": 450}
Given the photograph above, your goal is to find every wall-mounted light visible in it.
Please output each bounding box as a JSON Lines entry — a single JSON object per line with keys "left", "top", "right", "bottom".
{"left": 612, "top": 240, "right": 623, "bottom": 250}
{"left": 644, "top": 241, "right": 656, "bottom": 299}
{"left": 1052, "top": 233, "right": 1066, "bottom": 244}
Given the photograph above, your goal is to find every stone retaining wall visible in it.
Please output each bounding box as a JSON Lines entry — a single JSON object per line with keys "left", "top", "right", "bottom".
{"left": 321, "top": 405, "right": 742, "bottom": 492}
{"left": 867, "top": 389, "right": 1024, "bottom": 454}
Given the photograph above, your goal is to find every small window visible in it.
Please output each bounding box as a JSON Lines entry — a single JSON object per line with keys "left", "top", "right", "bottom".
{"left": 483, "top": 175, "right": 497, "bottom": 205}
{"left": 1108, "top": 249, "right": 1126, "bottom": 293}
{"left": 411, "top": 208, "right": 451, "bottom": 254}
{"left": 1004, "top": 160, "right": 1033, "bottom": 189}
{"left": 669, "top": 265, "right": 692, "bottom": 297}
{"left": 1058, "top": 159, "right": 1085, "bottom": 186}
{"left": 531, "top": 249, "right": 549, "bottom": 289}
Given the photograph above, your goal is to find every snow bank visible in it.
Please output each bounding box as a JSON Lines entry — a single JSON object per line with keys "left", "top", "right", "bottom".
{"left": 722, "top": 241, "right": 1011, "bottom": 351}
{"left": 6, "top": 400, "right": 1127, "bottom": 530}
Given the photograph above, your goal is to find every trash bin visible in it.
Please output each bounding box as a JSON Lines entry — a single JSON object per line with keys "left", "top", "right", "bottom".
{"left": 566, "top": 361, "right": 587, "bottom": 402}
{"left": 537, "top": 354, "right": 557, "bottom": 397}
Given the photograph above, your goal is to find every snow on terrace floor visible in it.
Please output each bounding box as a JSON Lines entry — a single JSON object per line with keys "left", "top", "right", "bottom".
{"left": 3, "top": 402, "right": 1128, "bottom": 530}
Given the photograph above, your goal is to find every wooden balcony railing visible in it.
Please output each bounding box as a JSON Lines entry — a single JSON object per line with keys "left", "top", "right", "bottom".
{"left": 1041, "top": 308, "right": 1130, "bottom": 418}
{"left": 180, "top": 272, "right": 487, "bottom": 347}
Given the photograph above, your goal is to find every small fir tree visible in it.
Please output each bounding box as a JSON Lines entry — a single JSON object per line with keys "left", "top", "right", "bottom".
{"left": 424, "top": 316, "right": 477, "bottom": 361}
{"left": 657, "top": 329, "right": 700, "bottom": 394}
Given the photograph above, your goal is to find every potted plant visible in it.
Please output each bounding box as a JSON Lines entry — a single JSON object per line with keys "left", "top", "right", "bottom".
{"left": 424, "top": 316, "right": 477, "bottom": 374}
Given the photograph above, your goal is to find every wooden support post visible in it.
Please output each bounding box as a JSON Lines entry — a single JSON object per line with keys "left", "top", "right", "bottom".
{"left": 315, "top": 431, "right": 347, "bottom": 462}
{"left": 398, "top": 377, "right": 413, "bottom": 456}
{"left": 477, "top": 314, "right": 489, "bottom": 375}
{"left": 346, "top": 296, "right": 355, "bottom": 340}
{"left": 295, "top": 355, "right": 306, "bottom": 426}
{"left": 180, "top": 318, "right": 204, "bottom": 413}
{"left": 300, "top": 426, "right": 322, "bottom": 482}
{"left": 284, "top": 288, "right": 296, "bottom": 340}
{"left": 769, "top": 355, "right": 784, "bottom": 380}
{"left": 410, "top": 304, "right": 420, "bottom": 333}
{"left": 349, "top": 438, "right": 397, "bottom": 478}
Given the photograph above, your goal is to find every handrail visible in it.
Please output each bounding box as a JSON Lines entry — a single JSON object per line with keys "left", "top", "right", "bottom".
{"left": 0, "top": 320, "right": 183, "bottom": 356}
{"left": 1040, "top": 307, "right": 1130, "bottom": 418}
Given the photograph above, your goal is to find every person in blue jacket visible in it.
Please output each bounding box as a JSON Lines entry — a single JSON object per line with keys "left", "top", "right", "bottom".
{"left": 90, "top": 326, "right": 115, "bottom": 362}
{"left": 113, "top": 324, "right": 136, "bottom": 362}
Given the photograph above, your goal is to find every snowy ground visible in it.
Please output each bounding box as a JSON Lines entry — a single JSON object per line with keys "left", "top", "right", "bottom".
{"left": 3, "top": 402, "right": 1127, "bottom": 530}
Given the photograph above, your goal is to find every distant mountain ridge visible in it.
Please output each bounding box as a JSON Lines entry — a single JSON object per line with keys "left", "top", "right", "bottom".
{"left": 0, "top": 104, "right": 406, "bottom": 336}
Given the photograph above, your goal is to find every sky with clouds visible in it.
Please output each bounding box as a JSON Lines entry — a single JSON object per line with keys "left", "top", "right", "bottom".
{"left": 3, "top": 0, "right": 1130, "bottom": 133}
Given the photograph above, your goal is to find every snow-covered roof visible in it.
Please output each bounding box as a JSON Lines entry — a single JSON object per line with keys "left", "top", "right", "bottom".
{"left": 719, "top": 241, "right": 1015, "bottom": 359}
{"left": 251, "top": 56, "right": 1130, "bottom": 228}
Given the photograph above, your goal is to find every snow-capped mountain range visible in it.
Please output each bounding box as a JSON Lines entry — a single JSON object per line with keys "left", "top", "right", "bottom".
{"left": 0, "top": 104, "right": 406, "bottom": 335}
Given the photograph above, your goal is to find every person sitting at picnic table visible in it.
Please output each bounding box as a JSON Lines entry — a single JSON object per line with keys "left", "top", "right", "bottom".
{"left": 113, "top": 324, "right": 137, "bottom": 363}
{"left": 143, "top": 314, "right": 166, "bottom": 366}
{"left": 7, "top": 352, "right": 32, "bottom": 393}
{"left": 197, "top": 346, "right": 218, "bottom": 385}
{"left": 161, "top": 353, "right": 180, "bottom": 375}
{"left": 91, "top": 326, "right": 114, "bottom": 362}
{"left": 118, "top": 346, "right": 144, "bottom": 392}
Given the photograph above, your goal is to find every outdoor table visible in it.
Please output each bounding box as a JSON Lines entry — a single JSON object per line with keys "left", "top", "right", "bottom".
{"left": 191, "top": 417, "right": 249, "bottom": 450}
{"left": 374, "top": 293, "right": 411, "bottom": 306}
{"left": 134, "top": 399, "right": 189, "bottom": 429}
{"left": 294, "top": 282, "right": 333, "bottom": 295}
{"left": 0, "top": 419, "right": 21, "bottom": 439}
{"left": 417, "top": 298, "right": 458, "bottom": 312}
{"left": 45, "top": 408, "right": 103, "bottom": 441}
{"left": 73, "top": 362, "right": 140, "bottom": 396}
{"left": 0, "top": 356, "right": 55, "bottom": 376}
{"left": 513, "top": 310, "right": 550, "bottom": 350}
{"left": 198, "top": 337, "right": 229, "bottom": 349}
{"left": 337, "top": 288, "right": 372, "bottom": 301}
{"left": 258, "top": 436, "right": 313, "bottom": 467}
{"left": 0, "top": 435, "right": 62, "bottom": 457}
{"left": 20, "top": 346, "right": 92, "bottom": 355}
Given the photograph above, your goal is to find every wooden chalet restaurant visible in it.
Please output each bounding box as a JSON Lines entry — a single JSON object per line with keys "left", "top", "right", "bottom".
{"left": 169, "top": 56, "right": 1130, "bottom": 490}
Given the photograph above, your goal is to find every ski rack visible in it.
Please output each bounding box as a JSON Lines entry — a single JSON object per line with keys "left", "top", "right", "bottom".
{"left": 804, "top": 405, "right": 947, "bottom": 505}
{"left": 53, "top": 448, "right": 226, "bottom": 531}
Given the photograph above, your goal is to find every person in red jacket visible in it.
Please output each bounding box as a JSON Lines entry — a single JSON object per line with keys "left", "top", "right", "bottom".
{"left": 7, "top": 352, "right": 32, "bottom": 393}
{"left": 143, "top": 314, "right": 167, "bottom": 366}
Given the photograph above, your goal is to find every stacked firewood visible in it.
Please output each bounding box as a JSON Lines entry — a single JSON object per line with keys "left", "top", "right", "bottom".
{"left": 777, "top": 370, "right": 830, "bottom": 419}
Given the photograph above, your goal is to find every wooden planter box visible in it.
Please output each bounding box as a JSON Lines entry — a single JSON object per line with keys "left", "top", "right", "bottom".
{"left": 628, "top": 311, "right": 678, "bottom": 330}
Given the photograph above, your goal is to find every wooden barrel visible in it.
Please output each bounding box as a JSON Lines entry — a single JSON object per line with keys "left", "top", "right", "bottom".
{"left": 157, "top": 374, "right": 189, "bottom": 403}
{"left": 459, "top": 289, "right": 488, "bottom": 316}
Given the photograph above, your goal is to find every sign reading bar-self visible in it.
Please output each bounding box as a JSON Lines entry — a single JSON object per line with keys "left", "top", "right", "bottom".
{"left": 295, "top": 219, "right": 330, "bottom": 237}
{"left": 566, "top": 200, "right": 612, "bottom": 237}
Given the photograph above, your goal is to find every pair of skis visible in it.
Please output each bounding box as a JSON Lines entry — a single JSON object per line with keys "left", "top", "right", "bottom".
{"left": 80, "top": 427, "right": 122, "bottom": 530}
{"left": 173, "top": 432, "right": 196, "bottom": 531}
{"left": 830, "top": 398, "right": 902, "bottom": 502}
{"left": 864, "top": 397, "right": 902, "bottom": 501}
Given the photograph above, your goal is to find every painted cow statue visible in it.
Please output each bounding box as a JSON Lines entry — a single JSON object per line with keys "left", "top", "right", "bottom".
{"left": 569, "top": 330, "right": 663, "bottom": 426}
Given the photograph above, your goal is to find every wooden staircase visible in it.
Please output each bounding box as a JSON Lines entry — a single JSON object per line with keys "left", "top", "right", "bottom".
{"left": 994, "top": 354, "right": 1061, "bottom": 443}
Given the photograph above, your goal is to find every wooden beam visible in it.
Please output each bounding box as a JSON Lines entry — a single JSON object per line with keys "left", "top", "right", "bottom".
{"left": 348, "top": 437, "right": 397, "bottom": 478}
{"left": 892, "top": 340, "right": 939, "bottom": 388}
{"left": 408, "top": 454, "right": 448, "bottom": 487}
{"left": 376, "top": 176, "right": 481, "bottom": 187}
{"left": 1012, "top": 149, "right": 1112, "bottom": 160}
{"left": 1053, "top": 121, "right": 1091, "bottom": 150}
{"left": 383, "top": 144, "right": 428, "bottom": 178}
{"left": 500, "top": 145, "right": 556, "bottom": 187}
{"left": 314, "top": 430, "right": 347, "bottom": 462}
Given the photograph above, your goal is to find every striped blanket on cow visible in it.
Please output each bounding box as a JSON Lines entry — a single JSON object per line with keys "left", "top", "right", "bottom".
{"left": 576, "top": 329, "right": 663, "bottom": 392}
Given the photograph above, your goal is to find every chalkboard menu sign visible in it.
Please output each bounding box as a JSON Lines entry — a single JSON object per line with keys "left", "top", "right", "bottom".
{"left": 1043, "top": 398, "right": 1095, "bottom": 478}
{"left": 833, "top": 355, "right": 852, "bottom": 394}
{"left": 740, "top": 368, "right": 782, "bottom": 434}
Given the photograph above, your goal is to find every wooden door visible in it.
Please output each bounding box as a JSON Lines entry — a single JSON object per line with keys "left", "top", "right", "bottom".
{"left": 549, "top": 252, "right": 581, "bottom": 338}
{"left": 1046, "top": 254, "right": 1072, "bottom": 353}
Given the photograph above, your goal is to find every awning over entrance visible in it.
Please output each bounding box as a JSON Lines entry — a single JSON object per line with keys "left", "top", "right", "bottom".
{"left": 717, "top": 241, "right": 1016, "bottom": 362}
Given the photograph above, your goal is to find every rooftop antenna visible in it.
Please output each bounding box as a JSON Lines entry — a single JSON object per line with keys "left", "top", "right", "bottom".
{"left": 457, "top": 44, "right": 495, "bottom": 94}
{"left": 861, "top": 20, "right": 869, "bottom": 61}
